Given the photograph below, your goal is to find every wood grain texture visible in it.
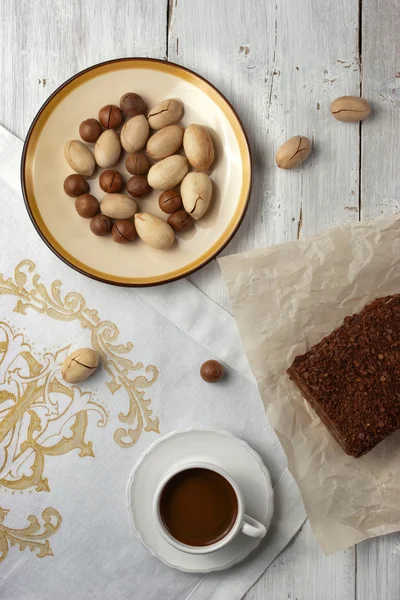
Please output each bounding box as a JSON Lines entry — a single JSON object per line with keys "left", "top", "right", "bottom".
{"left": 0, "top": 0, "right": 167, "bottom": 140}
{"left": 169, "top": 0, "right": 361, "bottom": 310}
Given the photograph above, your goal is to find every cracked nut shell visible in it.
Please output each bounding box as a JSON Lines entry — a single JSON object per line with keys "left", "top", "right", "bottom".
{"left": 147, "top": 98, "right": 184, "bottom": 130}
{"left": 158, "top": 190, "right": 183, "bottom": 213}
{"left": 181, "top": 171, "right": 212, "bottom": 220}
{"left": 79, "top": 118, "right": 102, "bottom": 143}
{"left": 98, "top": 104, "right": 123, "bottom": 129}
{"left": 120, "top": 92, "right": 147, "bottom": 118}
{"left": 275, "top": 136, "right": 311, "bottom": 169}
{"left": 75, "top": 194, "right": 100, "bottom": 218}
{"left": 90, "top": 213, "right": 112, "bottom": 236}
{"left": 200, "top": 360, "right": 224, "bottom": 383}
{"left": 167, "top": 210, "right": 193, "bottom": 232}
{"left": 112, "top": 219, "right": 137, "bottom": 243}
{"left": 99, "top": 170, "right": 125, "bottom": 193}
{"left": 126, "top": 152, "right": 151, "bottom": 175}
{"left": 64, "top": 174, "right": 89, "bottom": 197}
{"left": 61, "top": 348, "right": 99, "bottom": 383}
{"left": 330, "top": 96, "right": 371, "bottom": 122}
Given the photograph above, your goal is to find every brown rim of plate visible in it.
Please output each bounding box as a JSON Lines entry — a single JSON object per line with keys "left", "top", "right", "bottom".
{"left": 21, "top": 57, "right": 252, "bottom": 287}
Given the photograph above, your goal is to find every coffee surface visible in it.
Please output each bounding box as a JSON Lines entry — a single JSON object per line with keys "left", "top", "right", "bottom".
{"left": 159, "top": 468, "right": 238, "bottom": 547}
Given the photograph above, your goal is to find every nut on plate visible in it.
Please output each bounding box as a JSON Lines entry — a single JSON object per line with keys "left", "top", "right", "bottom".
{"left": 126, "top": 152, "right": 151, "bottom": 175}
{"left": 120, "top": 115, "right": 149, "bottom": 153}
{"left": 183, "top": 124, "right": 214, "bottom": 171}
{"left": 79, "top": 118, "right": 102, "bottom": 143}
{"left": 94, "top": 129, "right": 121, "bottom": 168}
{"left": 275, "top": 136, "right": 311, "bottom": 170}
{"left": 90, "top": 213, "right": 113, "bottom": 236}
{"left": 134, "top": 213, "right": 175, "bottom": 249}
{"left": 181, "top": 171, "right": 212, "bottom": 219}
{"left": 100, "top": 194, "right": 138, "bottom": 220}
{"left": 63, "top": 174, "right": 89, "bottom": 197}
{"left": 99, "top": 170, "right": 125, "bottom": 193}
{"left": 147, "top": 155, "right": 189, "bottom": 190}
{"left": 112, "top": 219, "right": 137, "bottom": 243}
{"left": 126, "top": 175, "right": 151, "bottom": 198}
{"left": 167, "top": 210, "right": 193, "bottom": 232}
{"left": 98, "top": 104, "right": 123, "bottom": 129}
{"left": 147, "top": 99, "right": 184, "bottom": 129}
{"left": 200, "top": 360, "right": 224, "bottom": 383}
{"left": 158, "top": 190, "right": 183, "bottom": 213}
{"left": 330, "top": 96, "right": 371, "bottom": 122}
{"left": 120, "top": 92, "right": 147, "bottom": 118}
{"left": 64, "top": 140, "right": 95, "bottom": 176}
{"left": 61, "top": 348, "right": 99, "bottom": 383}
{"left": 146, "top": 125, "right": 184, "bottom": 160}
{"left": 75, "top": 194, "right": 99, "bottom": 218}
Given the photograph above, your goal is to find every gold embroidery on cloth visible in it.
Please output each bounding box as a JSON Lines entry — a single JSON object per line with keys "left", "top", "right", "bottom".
{"left": 0, "top": 506, "right": 62, "bottom": 562}
{"left": 0, "top": 321, "right": 107, "bottom": 492}
{"left": 0, "top": 260, "right": 160, "bottom": 448}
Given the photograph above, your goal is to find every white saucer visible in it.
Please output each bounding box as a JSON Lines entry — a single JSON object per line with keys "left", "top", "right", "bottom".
{"left": 126, "top": 429, "right": 274, "bottom": 573}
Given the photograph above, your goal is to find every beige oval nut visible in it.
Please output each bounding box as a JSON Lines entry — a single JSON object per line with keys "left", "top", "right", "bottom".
{"left": 147, "top": 99, "right": 184, "bottom": 130}
{"left": 94, "top": 130, "right": 121, "bottom": 168}
{"left": 101, "top": 194, "right": 138, "bottom": 219}
{"left": 64, "top": 140, "right": 95, "bottom": 176}
{"left": 61, "top": 348, "right": 99, "bottom": 383}
{"left": 120, "top": 115, "right": 149, "bottom": 153}
{"left": 183, "top": 124, "right": 215, "bottom": 171}
{"left": 275, "top": 136, "right": 311, "bottom": 170}
{"left": 181, "top": 172, "right": 212, "bottom": 220}
{"left": 146, "top": 125, "right": 184, "bottom": 160}
{"left": 134, "top": 213, "right": 175, "bottom": 249}
{"left": 147, "top": 155, "right": 189, "bottom": 190}
{"left": 330, "top": 96, "right": 371, "bottom": 122}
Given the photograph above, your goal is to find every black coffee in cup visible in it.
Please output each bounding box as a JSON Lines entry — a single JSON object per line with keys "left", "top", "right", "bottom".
{"left": 159, "top": 467, "right": 238, "bottom": 547}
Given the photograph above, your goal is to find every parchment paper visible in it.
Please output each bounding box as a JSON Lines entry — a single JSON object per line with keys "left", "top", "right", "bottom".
{"left": 219, "top": 214, "right": 400, "bottom": 554}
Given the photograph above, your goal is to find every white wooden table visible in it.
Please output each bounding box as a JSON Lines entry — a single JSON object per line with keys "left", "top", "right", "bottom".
{"left": 1, "top": 0, "right": 399, "bottom": 597}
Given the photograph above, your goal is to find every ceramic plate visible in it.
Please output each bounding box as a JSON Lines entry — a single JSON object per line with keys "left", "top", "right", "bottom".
{"left": 127, "top": 429, "right": 274, "bottom": 573}
{"left": 21, "top": 58, "right": 251, "bottom": 286}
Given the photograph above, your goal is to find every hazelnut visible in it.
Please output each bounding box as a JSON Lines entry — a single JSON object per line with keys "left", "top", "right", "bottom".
{"left": 64, "top": 174, "right": 89, "bottom": 197}
{"left": 79, "top": 118, "right": 102, "bottom": 143}
{"left": 120, "top": 92, "right": 147, "bottom": 118}
{"left": 90, "top": 213, "right": 112, "bottom": 236}
{"left": 167, "top": 210, "right": 193, "bottom": 232}
{"left": 159, "top": 190, "right": 183, "bottom": 213}
{"left": 75, "top": 194, "right": 100, "bottom": 218}
{"left": 111, "top": 219, "right": 137, "bottom": 243}
{"left": 127, "top": 175, "right": 151, "bottom": 198}
{"left": 200, "top": 360, "right": 224, "bottom": 383}
{"left": 98, "top": 104, "right": 123, "bottom": 129}
{"left": 99, "top": 169, "right": 125, "bottom": 193}
{"left": 126, "top": 152, "right": 151, "bottom": 175}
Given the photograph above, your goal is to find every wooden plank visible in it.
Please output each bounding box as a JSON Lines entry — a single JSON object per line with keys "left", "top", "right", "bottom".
{"left": 169, "top": 0, "right": 361, "bottom": 310}
{"left": 247, "top": 521, "right": 355, "bottom": 600}
{"left": 357, "top": 2, "right": 400, "bottom": 598}
{"left": 0, "top": 0, "right": 167, "bottom": 140}
{"left": 169, "top": 0, "right": 359, "bottom": 598}
{"left": 360, "top": 0, "right": 400, "bottom": 220}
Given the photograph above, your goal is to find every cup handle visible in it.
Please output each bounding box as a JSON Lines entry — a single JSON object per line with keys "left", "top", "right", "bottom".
{"left": 241, "top": 514, "right": 267, "bottom": 539}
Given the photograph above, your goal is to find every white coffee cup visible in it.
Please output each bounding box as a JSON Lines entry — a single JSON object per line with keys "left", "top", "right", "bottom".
{"left": 153, "top": 461, "right": 267, "bottom": 555}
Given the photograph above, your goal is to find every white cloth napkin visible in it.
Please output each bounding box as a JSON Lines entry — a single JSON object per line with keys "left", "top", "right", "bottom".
{"left": 0, "top": 125, "right": 305, "bottom": 600}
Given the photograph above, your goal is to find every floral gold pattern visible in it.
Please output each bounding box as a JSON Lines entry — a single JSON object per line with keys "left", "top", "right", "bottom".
{"left": 0, "top": 506, "right": 62, "bottom": 562}
{"left": 0, "top": 321, "right": 107, "bottom": 492}
{"left": 0, "top": 260, "right": 160, "bottom": 448}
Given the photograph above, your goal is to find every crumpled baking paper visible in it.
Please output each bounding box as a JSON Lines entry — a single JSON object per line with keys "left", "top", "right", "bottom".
{"left": 219, "top": 214, "right": 400, "bottom": 554}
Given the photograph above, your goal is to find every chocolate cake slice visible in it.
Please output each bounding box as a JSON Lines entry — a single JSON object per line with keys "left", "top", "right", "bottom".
{"left": 287, "top": 295, "right": 400, "bottom": 457}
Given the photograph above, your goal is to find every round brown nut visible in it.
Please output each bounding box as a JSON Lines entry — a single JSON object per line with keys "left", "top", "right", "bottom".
{"left": 112, "top": 219, "right": 137, "bottom": 243}
{"left": 167, "top": 210, "right": 193, "bottom": 232}
{"left": 90, "top": 213, "right": 112, "bottom": 236}
{"left": 127, "top": 175, "right": 151, "bottom": 198}
{"left": 63, "top": 174, "right": 89, "bottom": 197}
{"left": 98, "top": 104, "right": 123, "bottom": 129}
{"left": 79, "top": 118, "right": 103, "bottom": 143}
{"left": 75, "top": 194, "right": 100, "bottom": 218}
{"left": 200, "top": 360, "right": 224, "bottom": 383}
{"left": 120, "top": 92, "right": 147, "bottom": 118}
{"left": 99, "top": 169, "right": 125, "bottom": 193}
{"left": 126, "top": 152, "right": 151, "bottom": 175}
{"left": 158, "top": 190, "right": 183, "bottom": 213}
